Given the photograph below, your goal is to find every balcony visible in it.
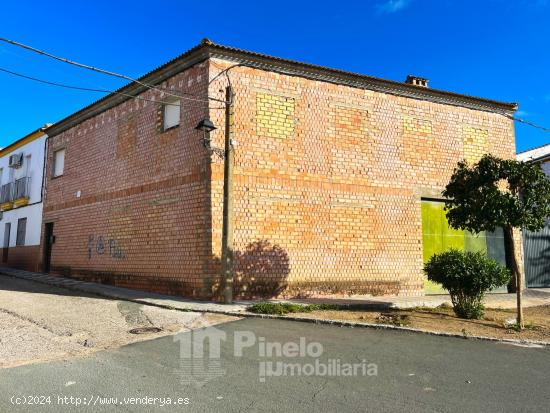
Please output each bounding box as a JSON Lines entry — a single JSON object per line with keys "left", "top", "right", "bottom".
{"left": 0, "top": 178, "right": 30, "bottom": 210}
{"left": 13, "top": 177, "right": 30, "bottom": 207}
{"left": 0, "top": 183, "right": 13, "bottom": 211}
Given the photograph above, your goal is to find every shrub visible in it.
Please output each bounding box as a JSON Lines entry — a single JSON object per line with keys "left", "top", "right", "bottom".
{"left": 424, "top": 249, "right": 511, "bottom": 319}
{"left": 248, "top": 302, "right": 338, "bottom": 315}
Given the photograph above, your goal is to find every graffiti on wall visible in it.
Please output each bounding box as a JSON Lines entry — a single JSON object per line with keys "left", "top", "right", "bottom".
{"left": 87, "top": 235, "right": 125, "bottom": 259}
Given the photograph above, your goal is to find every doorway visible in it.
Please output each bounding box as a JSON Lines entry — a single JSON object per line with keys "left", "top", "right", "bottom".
{"left": 43, "top": 222, "right": 54, "bottom": 273}
{"left": 2, "top": 223, "right": 10, "bottom": 263}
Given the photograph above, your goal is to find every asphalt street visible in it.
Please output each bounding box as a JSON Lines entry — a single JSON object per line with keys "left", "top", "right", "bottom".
{"left": 0, "top": 275, "right": 235, "bottom": 368}
{"left": 1, "top": 317, "right": 549, "bottom": 412}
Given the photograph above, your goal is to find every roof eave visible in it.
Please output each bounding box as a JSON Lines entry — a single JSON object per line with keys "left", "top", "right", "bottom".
{"left": 46, "top": 45, "right": 210, "bottom": 137}
{"left": 207, "top": 44, "right": 517, "bottom": 114}
{"left": 0, "top": 125, "right": 49, "bottom": 157}
{"left": 46, "top": 41, "right": 518, "bottom": 138}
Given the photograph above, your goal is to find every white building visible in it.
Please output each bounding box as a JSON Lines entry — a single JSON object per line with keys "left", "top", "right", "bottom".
{"left": 0, "top": 126, "right": 49, "bottom": 271}
{"left": 517, "top": 143, "right": 550, "bottom": 177}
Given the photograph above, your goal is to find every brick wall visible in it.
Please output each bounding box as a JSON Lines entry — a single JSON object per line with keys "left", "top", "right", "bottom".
{"left": 42, "top": 62, "right": 217, "bottom": 298}
{"left": 207, "top": 59, "right": 519, "bottom": 298}
{"left": 0, "top": 246, "right": 40, "bottom": 272}
{"left": 41, "top": 56, "right": 519, "bottom": 300}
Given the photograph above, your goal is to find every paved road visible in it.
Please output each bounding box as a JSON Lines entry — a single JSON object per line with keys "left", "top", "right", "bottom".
{"left": 1, "top": 317, "right": 549, "bottom": 412}
{"left": 0, "top": 275, "right": 235, "bottom": 368}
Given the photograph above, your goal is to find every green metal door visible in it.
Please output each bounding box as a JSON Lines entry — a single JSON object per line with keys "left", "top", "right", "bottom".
{"left": 421, "top": 200, "right": 507, "bottom": 294}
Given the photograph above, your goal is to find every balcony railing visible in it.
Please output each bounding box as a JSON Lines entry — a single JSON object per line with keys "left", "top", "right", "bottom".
{"left": 14, "top": 177, "right": 30, "bottom": 200}
{"left": 0, "top": 183, "right": 13, "bottom": 204}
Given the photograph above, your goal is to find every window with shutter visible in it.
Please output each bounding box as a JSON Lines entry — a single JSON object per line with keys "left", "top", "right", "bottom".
{"left": 53, "top": 149, "right": 65, "bottom": 177}
{"left": 163, "top": 99, "right": 181, "bottom": 130}
{"left": 16, "top": 218, "right": 26, "bottom": 246}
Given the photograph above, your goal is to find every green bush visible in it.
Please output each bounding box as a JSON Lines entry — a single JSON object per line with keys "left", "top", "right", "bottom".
{"left": 424, "top": 249, "right": 511, "bottom": 319}
{"left": 248, "top": 302, "right": 338, "bottom": 315}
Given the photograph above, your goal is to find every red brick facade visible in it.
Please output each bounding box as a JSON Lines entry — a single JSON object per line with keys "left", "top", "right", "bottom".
{"left": 42, "top": 42, "right": 519, "bottom": 299}
{"left": 42, "top": 62, "right": 215, "bottom": 297}
{"left": 0, "top": 246, "right": 40, "bottom": 272}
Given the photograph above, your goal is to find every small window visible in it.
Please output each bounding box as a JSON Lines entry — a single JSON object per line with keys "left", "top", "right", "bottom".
{"left": 163, "top": 99, "right": 181, "bottom": 130}
{"left": 16, "top": 218, "right": 26, "bottom": 246}
{"left": 53, "top": 149, "right": 65, "bottom": 177}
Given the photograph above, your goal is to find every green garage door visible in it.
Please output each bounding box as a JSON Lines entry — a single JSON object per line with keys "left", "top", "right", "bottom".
{"left": 421, "top": 200, "right": 507, "bottom": 294}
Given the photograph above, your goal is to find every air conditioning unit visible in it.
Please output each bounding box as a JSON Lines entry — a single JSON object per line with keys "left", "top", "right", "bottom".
{"left": 8, "top": 153, "right": 23, "bottom": 168}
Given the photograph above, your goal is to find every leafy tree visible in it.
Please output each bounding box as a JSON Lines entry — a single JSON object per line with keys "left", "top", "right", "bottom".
{"left": 424, "top": 250, "right": 511, "bottom": 319}
{"left": 443, "top": 154, "right": 550, "bottom": 328}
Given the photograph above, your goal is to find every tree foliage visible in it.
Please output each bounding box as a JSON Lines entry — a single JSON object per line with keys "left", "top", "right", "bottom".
{"left": 442, "top": 154, "right": 550, "bottom": 328}
{"left": 442, "top": 154, "right": 550, "bottom": 233}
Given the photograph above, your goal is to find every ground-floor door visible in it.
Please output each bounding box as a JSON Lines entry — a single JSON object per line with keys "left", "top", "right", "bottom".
{"left": 524, "top": 221, "right": 550, "bottom": 288}
{"left": 421, "top": 199, "right": 507, "bottom": 294}
{"left": 43, "top": 222, "right": 54, "bottom": 273}
{"left": 2, "top": 223, "right": 10, "bottom": 263}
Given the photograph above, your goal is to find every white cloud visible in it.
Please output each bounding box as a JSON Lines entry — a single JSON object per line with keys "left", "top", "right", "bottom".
{"left": 376, "top": 0, "right": 412, "bottom": 13}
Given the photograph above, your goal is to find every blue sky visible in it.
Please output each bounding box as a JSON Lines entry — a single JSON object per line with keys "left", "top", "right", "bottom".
{"left": 0, "top": 0, "right": 549, "bottom": 152}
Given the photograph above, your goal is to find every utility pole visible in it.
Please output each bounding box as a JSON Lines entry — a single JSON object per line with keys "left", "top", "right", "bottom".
{"left": 221, "top": 85, "right": 235, "bottom": 304}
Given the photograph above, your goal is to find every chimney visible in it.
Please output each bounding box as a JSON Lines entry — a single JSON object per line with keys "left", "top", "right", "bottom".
{"left": 405, "top": 75, "right": 429, "bottom": 88}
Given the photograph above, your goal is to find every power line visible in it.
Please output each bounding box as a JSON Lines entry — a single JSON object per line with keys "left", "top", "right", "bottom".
{"left": 0, "top": 37, "right": 228, "bottom": 104}
{"left": 1, "top": 67, "right": 111, "bottom": 93}
{"left": 2, "top": 38, "right": 549, "bottom": 135}
{"left": 3, "top": 65, "right": 549, "bottom": 134}
{"left": 0, "top": 66, "right": 181, "bottom": 107}
{"left": 0, "top": 66, "right": 225, "bottom": 110}
{"left": 505, "top": 114, "right": 550, "bottom": 134}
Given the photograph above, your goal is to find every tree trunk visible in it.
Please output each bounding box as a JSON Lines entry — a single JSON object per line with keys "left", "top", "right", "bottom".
{"left": 504, "top": 225, "right": 523, "bottom": 329}
{"left": 504, "top": 231, "right": 517, "bottom": 293}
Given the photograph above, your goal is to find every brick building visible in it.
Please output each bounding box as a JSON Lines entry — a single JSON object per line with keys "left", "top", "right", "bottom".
{"left": 42, "top": 40, "right": 520, "bottom": 299}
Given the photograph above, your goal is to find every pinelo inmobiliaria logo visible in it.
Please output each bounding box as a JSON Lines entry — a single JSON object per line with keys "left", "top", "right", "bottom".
{"left": 174, "top": 327, "right": 377, "bottom": 385}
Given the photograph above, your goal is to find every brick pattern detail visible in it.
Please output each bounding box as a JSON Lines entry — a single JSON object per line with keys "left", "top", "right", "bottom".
{"left": 116, "top": 114, "right": 137, "bottom": 159}
{"left": 256, "top": 93, "right": 295, "bottom": 139}
{"left": 401, "top": 116, "right": 435, "bottom": 167}
{"left": 463, "top": 125, "right": 489, "bottom": 164}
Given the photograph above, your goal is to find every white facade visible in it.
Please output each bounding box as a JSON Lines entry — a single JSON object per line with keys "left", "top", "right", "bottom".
{"left": 0, "top": 132, "right": 47, "bottom": 248}
{"left": 517, "top": 143, "right": 550, "bottom": 177}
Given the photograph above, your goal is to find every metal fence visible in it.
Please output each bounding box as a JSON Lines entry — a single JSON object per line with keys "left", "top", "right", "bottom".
{"left": 0, "top": 183, "right": 13, "bottom": 203}
{"left": 14, "top": 177, "right": 30, "bottom": 200}
{"left": 523, "top": 220, "right": 550, "bottom": 288}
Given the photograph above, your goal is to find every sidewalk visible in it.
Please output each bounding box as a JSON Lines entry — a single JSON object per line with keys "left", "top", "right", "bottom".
{"left": 1, "top": 267, "right": 549, "bottom": 314}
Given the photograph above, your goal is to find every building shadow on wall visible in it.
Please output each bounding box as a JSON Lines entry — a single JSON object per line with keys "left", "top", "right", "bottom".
{"left": 233, "top": 239, "right": 290, "bottom": 299}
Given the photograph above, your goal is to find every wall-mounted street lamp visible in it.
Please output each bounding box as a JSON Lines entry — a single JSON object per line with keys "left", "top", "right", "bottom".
{"left": 195, "top": 118, "right": 216, "bottom": 147}
{"left": 195, "top": 118, "right": 225, "bottom": 158}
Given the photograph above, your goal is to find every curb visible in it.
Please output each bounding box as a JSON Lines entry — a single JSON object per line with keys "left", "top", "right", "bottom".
{"left": 2, "top": 270, "right": 550, "bottom": 348}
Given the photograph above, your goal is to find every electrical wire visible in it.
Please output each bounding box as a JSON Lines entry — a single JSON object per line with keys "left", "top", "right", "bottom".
{"left": 1, "top": 37, "right": 549, "bottom": 135}
{"left": 0, "top": 37, "right": 228, "bottom": 104}
{"left": 503, "top": 114, "right": 550, "bottom": 134}
{"left": 0, "top": 66, "right": 180, "bottom": 106}
{"left": 0, "top": 66, "right": 225, "bottom": 110}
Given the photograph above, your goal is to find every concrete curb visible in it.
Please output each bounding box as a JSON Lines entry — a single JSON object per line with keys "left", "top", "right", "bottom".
{"left": 2, "top": 270, "right": 549, "bottom": 348}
